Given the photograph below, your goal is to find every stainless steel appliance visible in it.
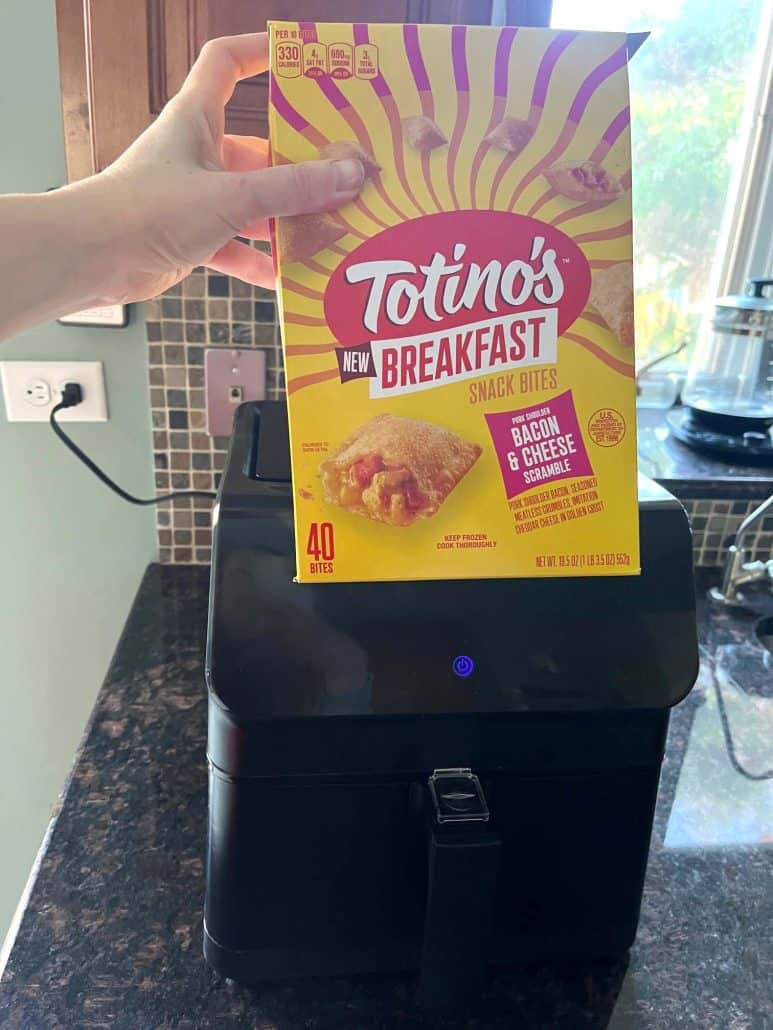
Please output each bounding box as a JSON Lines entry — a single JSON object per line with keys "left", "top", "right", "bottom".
{"left": 670, "top": 277, "right": 773, "bottom": 462}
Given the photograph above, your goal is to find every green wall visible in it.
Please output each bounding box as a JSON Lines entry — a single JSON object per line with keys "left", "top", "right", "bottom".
{"left": 0, "top": 0, "right": 156, "bottom": 948}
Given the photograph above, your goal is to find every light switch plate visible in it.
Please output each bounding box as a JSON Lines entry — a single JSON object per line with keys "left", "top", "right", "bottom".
{"left": 0, "top": 361, "right": 108, "bottom": 422}
{"left": 204, "top": 348, "right": 266, "bottom": 436}
{"left": 58, "top": 304, "right": 128, "bottom": 328}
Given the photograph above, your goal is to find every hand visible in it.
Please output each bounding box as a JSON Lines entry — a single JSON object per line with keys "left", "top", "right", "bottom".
{"left": 87, "top": 32, "right": 365, "bottom": 302}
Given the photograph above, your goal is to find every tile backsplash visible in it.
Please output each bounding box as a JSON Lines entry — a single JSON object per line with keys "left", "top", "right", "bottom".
{"left": 681, "top": 498, "right": 773, "bottom": 569}
{"left": 143, "top": 281, "right": 772, "bottom": 568}
{"left": 145, "top": 262, "right": 283, "bottom": 565}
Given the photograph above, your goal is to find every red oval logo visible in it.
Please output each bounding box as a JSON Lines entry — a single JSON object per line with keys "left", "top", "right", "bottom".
{"left": 324, "top": 210, "right": 590, "bottom": 344}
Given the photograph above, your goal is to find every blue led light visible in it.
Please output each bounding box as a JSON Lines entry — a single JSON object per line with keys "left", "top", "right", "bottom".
{"left": 452, "top": 655, "right": 475, "bottom": 678}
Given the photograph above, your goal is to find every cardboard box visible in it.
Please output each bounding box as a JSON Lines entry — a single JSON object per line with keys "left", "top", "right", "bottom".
{"left": 269, "top": 21, "right": 641, "bottom": 583}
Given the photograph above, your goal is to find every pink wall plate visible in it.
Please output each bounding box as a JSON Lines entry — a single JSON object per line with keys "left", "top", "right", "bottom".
{"left": 204, "top": 348, "right": 266, "bottom": 437}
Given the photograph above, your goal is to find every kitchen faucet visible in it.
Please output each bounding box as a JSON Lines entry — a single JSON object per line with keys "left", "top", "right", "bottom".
{"left": 710, "top": 493, "right": 773, "bottom": 606}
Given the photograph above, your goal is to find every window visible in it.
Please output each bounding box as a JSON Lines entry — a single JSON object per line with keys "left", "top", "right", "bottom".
{"left": 551, "top": 0, "right": 773, "bottom": 365}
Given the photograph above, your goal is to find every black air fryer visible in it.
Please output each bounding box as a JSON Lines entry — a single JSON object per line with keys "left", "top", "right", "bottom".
{"left": 204, "top": 402, "right": 698, "bottom": 1012}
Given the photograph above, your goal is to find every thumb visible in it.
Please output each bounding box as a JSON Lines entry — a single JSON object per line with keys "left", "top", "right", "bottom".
{"left": 220, "top": 157, "right": 364, "bottom": 228}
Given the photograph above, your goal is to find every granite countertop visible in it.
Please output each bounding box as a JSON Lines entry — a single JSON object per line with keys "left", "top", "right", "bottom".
{"left": 636, "top": 407, "right": 772, "bottom": 499}
{"left": 2, "top": 564, "right": 772, "bottom": 1029}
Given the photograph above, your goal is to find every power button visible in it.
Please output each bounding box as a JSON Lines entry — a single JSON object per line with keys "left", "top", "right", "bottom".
{"left": 452, "top": 655, "right": 475, "bottom": 678}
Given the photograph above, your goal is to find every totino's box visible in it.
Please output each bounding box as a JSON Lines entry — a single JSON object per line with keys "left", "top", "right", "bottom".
{"left": 268, "top": 21, "right": 641, "bottom": 583}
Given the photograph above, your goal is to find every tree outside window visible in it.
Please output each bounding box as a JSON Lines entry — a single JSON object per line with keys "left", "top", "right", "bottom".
{"left": 552, "top": 0, "right": 768, "bottom": 363}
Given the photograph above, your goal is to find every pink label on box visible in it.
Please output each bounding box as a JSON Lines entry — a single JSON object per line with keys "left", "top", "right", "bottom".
{"left": 485, "top": 390, "right": 593, "bottom": 498}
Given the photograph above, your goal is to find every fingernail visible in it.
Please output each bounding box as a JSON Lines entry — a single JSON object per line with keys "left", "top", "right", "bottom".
{"left": 333, "top": 158, "right": 365, "bottom": 191}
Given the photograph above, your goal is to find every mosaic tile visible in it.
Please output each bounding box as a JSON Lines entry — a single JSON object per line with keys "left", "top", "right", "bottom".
{"left": 161, "top": 298, "right": 182, "bottom": 319}
{"left": 161, "top": 321, "right": 183, "bottom": 342}
{"left": 182, "top": 274, "right": 205, "bottom": 297}
{"left": 232, "top": 300, "right": 252, "bottom": 322}
{"left": 169, "top": 431, "right": 189, "bottom": 450}
{"left": 208, "top": 321, "right": 229, "bottom": 343}
{"left": 169, "top": 411, "right": 188, "bottom": 430}
{"left": 254, "top": 300, "right": 275, "bottom": 322}
{"left": 208, "top": 275, "right": 229, "bottom": 297}
{"left": 208, "top": 301, "right": 229, "bottom": 321}
{"left": 185, "top": 322, "right": 206, "bottom": 343}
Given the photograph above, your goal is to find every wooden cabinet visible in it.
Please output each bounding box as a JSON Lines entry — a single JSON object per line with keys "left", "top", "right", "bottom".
{"left": 55, "top": 0, "right": 551, "bottom": 181}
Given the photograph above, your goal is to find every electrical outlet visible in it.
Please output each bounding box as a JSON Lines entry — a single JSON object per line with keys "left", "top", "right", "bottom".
{"left": 204, "top": 349, "right": 265, "bottom": 436}
{"left": 0, "top": 361, "right": 108, "bottom": 422}
{"left": 25, "top": 379, "right": 52, "bottom": 406}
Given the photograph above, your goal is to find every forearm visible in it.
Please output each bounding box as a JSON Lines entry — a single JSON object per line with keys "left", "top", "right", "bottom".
{"left": 0, "top": 34, "right": 364, "bottom": 342}
{"left": 0, "top": 181, "right": 116, "bottom": 341}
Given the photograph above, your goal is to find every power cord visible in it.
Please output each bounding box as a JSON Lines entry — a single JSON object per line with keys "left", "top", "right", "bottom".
{"left": 51, "top": 382, "right": 217, "bottom": 506}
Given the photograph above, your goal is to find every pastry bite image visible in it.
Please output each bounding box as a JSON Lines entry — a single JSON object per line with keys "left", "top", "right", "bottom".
{"left": 544, "top": 160, "right": 625, "bottom": 203}
{"left": 320, "top": 414, "right": 481, "bottom": 528}
{"left": 402, "top": 115, "right": 447, "bottom": 152}
{"left": 278, "top": 212, "right": 346, "bottom": 263}
{"left": 590, "top": 262, "right": 635, "bottom": 348}
{"left": 484, "top": 117, "right": 535, "bottom": 155}
{"left": 318, "top": 140, "right": 381, "bottom": 179}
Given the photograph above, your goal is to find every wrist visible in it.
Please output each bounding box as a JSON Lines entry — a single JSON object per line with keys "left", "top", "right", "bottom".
{"left": 50, "top": 176, "right": 128, "bottom": 307}
{"left": 0, "top": 188, "right": 116, "bottom": 340}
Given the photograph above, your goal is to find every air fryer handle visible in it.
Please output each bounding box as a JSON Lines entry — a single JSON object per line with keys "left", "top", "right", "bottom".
{"left": 418, "top": 811, "right": 501, "bottom": 1013}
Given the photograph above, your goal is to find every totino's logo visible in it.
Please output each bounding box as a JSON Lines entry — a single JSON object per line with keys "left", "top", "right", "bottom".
{"left": 345, "top": 234, "right": 564, "bottom": 334}
{"left": 325, "top": 210, "right": 591, "bottom": 398}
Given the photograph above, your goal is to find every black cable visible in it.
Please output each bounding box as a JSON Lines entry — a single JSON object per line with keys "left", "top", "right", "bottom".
{"left": 712, "top": 666, "right": 773, "bottom": 782}
{"left": 50, "top": 383, "right": 216, "bottom": 506}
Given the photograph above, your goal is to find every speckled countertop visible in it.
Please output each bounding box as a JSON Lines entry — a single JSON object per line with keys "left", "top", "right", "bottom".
{"left": 636, "top": 408, "right": 772, "bottom": 499}
{"left": 1, "top": 564, "right": 772, "bottom": 1029}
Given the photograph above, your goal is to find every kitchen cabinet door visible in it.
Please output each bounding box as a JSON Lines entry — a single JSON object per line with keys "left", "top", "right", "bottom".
{"left": 55, "top": 0, "right": 208, "bottom": 179}
{"left": 55, "top": 0, "right": 550, "bottom": 181}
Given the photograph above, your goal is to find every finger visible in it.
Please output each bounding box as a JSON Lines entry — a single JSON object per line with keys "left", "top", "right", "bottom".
{"left": 222, "top": 134, "right": 270, "bottom": 172}
{"left": 206, "top": 239, "right": 275, "bottom": 289}
{"left": 221, "top": 158, "right": 365, "bottom": 226}
{"left": 184, "top": 34, "right": 269, "bottom": 123}
{"left": 237, "top": 217, "right": 271, "bottom": 240}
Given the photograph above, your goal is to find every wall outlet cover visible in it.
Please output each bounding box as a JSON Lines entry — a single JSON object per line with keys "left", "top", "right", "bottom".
{"left": 204, "top": 348, "right": 266, "bottom": 436}
{"left": 0, "top": 361, "right": 108, "bottom": 422}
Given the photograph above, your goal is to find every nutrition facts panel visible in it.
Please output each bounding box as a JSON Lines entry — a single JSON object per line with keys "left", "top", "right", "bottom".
{"left": 274, "top": 30, "right": 379, "bottom": 81}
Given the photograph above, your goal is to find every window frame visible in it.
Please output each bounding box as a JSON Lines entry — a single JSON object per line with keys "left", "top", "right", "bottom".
{"left": 714, "top": 8, "right": 773, "bottom": 298}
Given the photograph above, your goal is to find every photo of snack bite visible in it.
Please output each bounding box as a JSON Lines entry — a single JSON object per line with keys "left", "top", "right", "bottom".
{"left": 320, "top": 415, "right": 481, "bottom": 528}
{"left": 590, "top": 261, "right": 635, "bottom": 348}
{"left": 318, "top": 140, "right": 381, "bottom": 179}
{"left": 278, "top": 211, "right": 346, "bottom": 263}
{"left": 545, "top": 160, "right": 626, "bottom": 202}
{"left": 484, "top": 117, "right": 535, "bottom": 155}
{"left": 402, "top": 115, "right": 447, "bottom": 152}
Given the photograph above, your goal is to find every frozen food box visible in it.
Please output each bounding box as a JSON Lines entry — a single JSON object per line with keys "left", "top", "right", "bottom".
{"left": 268, "top": 21, "right": 641, "bottom": 583}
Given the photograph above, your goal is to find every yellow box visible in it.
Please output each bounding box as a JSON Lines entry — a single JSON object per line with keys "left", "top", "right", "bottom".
{"left": 269, "top": 21, "right": 640, "bottom": 583}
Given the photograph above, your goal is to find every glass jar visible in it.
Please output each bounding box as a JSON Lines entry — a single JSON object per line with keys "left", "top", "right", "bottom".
{"left": 682, "top": 277, "right": 773, "bottom": 431}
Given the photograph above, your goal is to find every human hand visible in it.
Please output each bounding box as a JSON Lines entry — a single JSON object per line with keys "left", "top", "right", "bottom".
{"left": 86, "top": 32, "right": 365, "bottom": 303}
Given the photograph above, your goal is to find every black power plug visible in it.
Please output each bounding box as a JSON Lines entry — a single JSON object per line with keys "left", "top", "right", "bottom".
{"left": 59, "top": 381, "right": 83, "bottom": 408}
